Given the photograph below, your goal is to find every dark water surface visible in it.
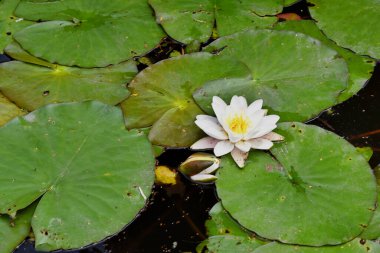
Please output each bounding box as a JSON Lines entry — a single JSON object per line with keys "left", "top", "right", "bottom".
{"left": 6, "top": 0, "right": 380, "bottom": 252}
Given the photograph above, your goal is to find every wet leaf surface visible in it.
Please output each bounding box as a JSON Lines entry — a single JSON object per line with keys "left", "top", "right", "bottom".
{"left": 216, "top": 123, "right": 377, "bottom": 245}
{"left": 198, "top": 29, "right": 348, "bottom": 122}
{"left": 0, "top": 60, "right": 137, "bottom": 111}
{"left": 309, "top": 0, "right": 380, "bottom": 59}
{"left": 13, "top": 0, "right": 164, "bottom": 67}
{"left": 274, "top": 20, "right": 376, "bottom": 102}
{"left": 0, "top": 101, "right": 155, "bottom": 251}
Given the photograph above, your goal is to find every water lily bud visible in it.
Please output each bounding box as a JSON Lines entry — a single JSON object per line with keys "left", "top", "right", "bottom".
{"left": 179, "top": 152, "right": 220, "bottom": 176}
{"left": 190, "top": 173, "right": 218, "bottom": 183}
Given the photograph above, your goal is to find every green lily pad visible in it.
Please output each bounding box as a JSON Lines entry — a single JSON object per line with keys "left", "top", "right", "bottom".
{"left": 197, "top": 235, "right": 264, "bottom": 253}
{"left": 309, "top": 0, "right": 380, "bottom": 59}
{"left": 214, "top": 1, "right": 278, "bottom": 37}
{"left": 149, "top": 0, "right": 214, "bottom": 44}
{"left": 0, "top": 0, "right": 33, "bottom": 53}
{"left": 206, "top": 202, "right": 251, "bottom": 237}
{"left": 216, "top": 122, "right": 377, "bottom": 246}
{"left": 0, "top": 101, "right": 155, "bottom": 251}
{"left": 253, "top": 239, "right": 380, "bottom": 253}
{"left": 5, "top": 41, "right": 56, "bottom": 68}
{"left": 0, "top": 92, "right": 25, "bottom": 126}
{"left": 283, "top": 0, "right": 300, "bottom": 6}
{"left": 13, "top": 0, "right": 164, "bottom": 67}
{"left": 197, "top": 30, "right": 348, "bottom": 122}
{"left": 149, "top": 0, "right": 278, "bottom": 44}
{"left": 0, "top": 60, "right": 137, "bottom": 111}
{"left": 274, "top": 20, "right": 375, "bottom": 102}
{"left": 361, "top": 165, "right": 380, "bottom": 240}
{"left": 121, "top": 52, "right": 252, "bottom": 147}
{"left": 356, "top": 147, "right": 374, "bottom": 162}
{"left": 0, "top": 202, "right": 37, "bottom": 253}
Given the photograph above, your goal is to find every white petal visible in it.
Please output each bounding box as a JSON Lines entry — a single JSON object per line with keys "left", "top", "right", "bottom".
{"left": 249, "top": 115, "right": 280, "bottom": 138}
{"left": 248, "top": 138, "right": 273, "bottom": 150}
{"left": 196, "top": 114, "right": 218, "bottom": 122}
{"left": 247, "top": 99, "right": 263, "bottom": 114}
{"left": 235, "top": 141, "right": 251, "bottom": 152}
{"left": 214, "top": 141, "right": 234, "bottom": 156}
{"left": 190, "top": 173, "right": 217, "bottom": 182}
{"left": 231, "top": 148, "right": 248, "bottom": 168}
{"left": 191, "top": 137, "right": 219, "bottom": 150}
{"left": 226, "top": 130, "right": 243, "bottom": 143}
{"left": 200, "top": 159, "right": 220, "bottom": 174}
{"left": 212, "top": 96, "right": 227, "bottom": 123}
{"left": 262, "top": 132, "right": 284, "bottom": 142}
{"left": 230, "top": 95, "right": 248, "bottom": 111}
{"left": 195, "top": 118, "right": 228, "bottom": 140}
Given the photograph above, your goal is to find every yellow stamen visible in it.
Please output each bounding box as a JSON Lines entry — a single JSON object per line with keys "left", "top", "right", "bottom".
{"left": 227, "top": 114, "right": 250, "bottom": 134}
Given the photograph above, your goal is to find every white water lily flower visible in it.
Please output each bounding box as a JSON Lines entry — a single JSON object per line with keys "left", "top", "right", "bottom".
{"left": 191, "top": 96, "right": 284, "bottom": 168}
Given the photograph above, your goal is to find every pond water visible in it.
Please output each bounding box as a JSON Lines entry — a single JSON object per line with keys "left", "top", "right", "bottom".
{"left": 5, "top": 0, "right": 380, "bottom": 252}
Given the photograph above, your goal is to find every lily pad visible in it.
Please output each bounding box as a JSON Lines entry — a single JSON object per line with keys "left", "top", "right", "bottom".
{"left": 361, "top": 165, "right": 380, "bottom": 240}
{"left": 149, "top": 0, "right": 278, "bottom": 44}
{"left": 5, "top": 41, "right": 56, "bottom": 68}
{"left": 216, "top": 122, "right": 377, "bottom": 246}
{"left": 214, "top": 1, "right": 278, "bottom": 37}
{"left": 0, "top": 101, "right": 155, "bottom": 251}
{"left": 197, "top": 235, "right": 264, "bottom": 253}
{"left": 0, "top": 202, "right": 36, "bottom": 253}
{"left": 0, "top": 92, "right": 25, "bottom": 126}
{"left": 253, "top": 239, "right": 380, "bottom": 253}
{"left": 274, "top": 20, "right": 375, "bottom": 102}
{"left": 0, "top": 0, "right": 33, "bottom": 53}
{"left": 197, "top": 30, "right": 348, "bottom": 122}
{"left": 149, "top": 0, "right": 214, "bottom": 44}
{"left": 309, "top": 0, "right": 380, "bottom": 59}
{"left": 206, "top": 202, "right": 253, "bottom": 237}
{"left": 0, "top": 60, "right": 137, "bottom": 111}
{"left": 13, "top": 0, "right": 164, "bottom": 67}
{"left": 121, "top": 52, "right": 252, "bottom": 147}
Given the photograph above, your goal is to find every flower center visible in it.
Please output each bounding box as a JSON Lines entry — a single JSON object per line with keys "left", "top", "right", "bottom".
{"left": 227, "top": 114, "right": 250, "bottom": 134}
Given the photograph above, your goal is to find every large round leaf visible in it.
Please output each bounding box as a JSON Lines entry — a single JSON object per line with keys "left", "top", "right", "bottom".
{"left": 253, "top": 240, "right": 380, "bottom": 253}
{"left": 309, "top": 0, "right": 380, "bottom": 59}
{"left": 0, "top": 202, "right": 36, "bottom": 253}
{"left": 216, "top": 122, "right": 377, "bottom": 246}
{"left": 149, "top": 0, "right": 278, "bottom": 44}
{"left": 198, "top": 30, "right": 348, "bottom": 122}
{"left": 13, "top": 0, "right": 164, "bottom": 67}
{"left": 0, "top": 60, "right": 137, "bottom": 111}
{"left": 197, "top": 235, "right": 263, "bottom": 253}
{"left": 120, "top": 52, "right": 252, "bottom": 147}
{"left": 0, "top": 92, "right": 25, "bottom": 126}
{"left": 0, "top": 101, "right": 155, "bottom": 251}
{"left": 0, "top": 0, "right": 33, "bottom": 53}
{"left": 274, "top": 20, "right": 376, "bottom": 102}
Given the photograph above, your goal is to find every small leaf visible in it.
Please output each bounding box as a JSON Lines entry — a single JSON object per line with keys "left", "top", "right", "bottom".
{"left": 0, "top": 202, "right": 37, "bottom": 253}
